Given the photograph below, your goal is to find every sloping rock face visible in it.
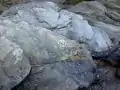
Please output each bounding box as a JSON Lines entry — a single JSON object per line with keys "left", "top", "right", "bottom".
{"left": 0, "top": 32, "right": 31, "bottom": 90}
{"left": 67, "top": 1, "right": 120, "bottom": 38}
{"left": 2, "top": 14, "right": 95, "bottom": 90}
{"left": 1, "top": 1, "right": 116, "bottom": 56}
{"left": 0, "top": 1, "right": 98, "bottom": 90}
{"left": 66, "top": 1, "right": 120, "bottom": 90}
{"left": 13, "top": 60, "right": 96, "bottom": 90}
{"left": 87, "top": 62, "right": 120, "bottom": 90}
{"left": 67, "top": 1, "right": 112, "bottom": 24}
{"left": 67, "top": 1, "right": 120, "bottom": 57}
{"left": 2, "top": 21, "right": 96, "bottom": 90}
{"left": 1, "top": 1, "right": 120, "bottom": 90}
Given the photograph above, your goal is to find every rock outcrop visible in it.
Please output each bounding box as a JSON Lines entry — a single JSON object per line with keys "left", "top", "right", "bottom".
{"left": 65, "top": 0, "right": 120, "bottom": 90}
{"left": 0, "top": 1, "right": 120, "bottom": 90}
{"left": 0, "top": 32, "right": 31, "bottom": 90}
{"left": 0, "top": 1, "right": 98, "bottom": 90}
{"left": 2, "top": 1, "right": 116, "bottom": 57}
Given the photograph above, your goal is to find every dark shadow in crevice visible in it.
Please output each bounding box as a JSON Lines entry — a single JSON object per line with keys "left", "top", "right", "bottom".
{"left": 77, "top": 87, "right": 88, "bottom": 90}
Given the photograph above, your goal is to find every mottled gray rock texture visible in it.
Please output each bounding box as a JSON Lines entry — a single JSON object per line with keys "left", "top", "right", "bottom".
{"left": 1, "top": 16, "right": 96, "bottom": 90}
{"left": 65, "top": 1, "right": 120, "bottom": 90}
{"left": 1, "top": 1, "right": 120, "bottom": 90}
{"left": 1, "top": 1, "right": 116, "bottom": 56}
{"left": 67, "top": 1, "right": 120, "bottom": 25}
{"left": 88, "top": 65, "right": 120, "bottom": 90}
{"left": 0, "top": 1, "right": 98, "bottom": 90}
{"left": 12, "top": 60, "right": 96, "bottom": 90}
{"left": 0, "top": 35, "right": 31, "bottom": 90}
{"left": 67, "top": 1, "right": 120, "bottom": 56}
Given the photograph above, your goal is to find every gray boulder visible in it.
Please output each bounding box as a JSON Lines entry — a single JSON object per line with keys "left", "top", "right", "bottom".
{"left": 3, "top": 1, "right": 120, "bottom": 90}
{"left": 89, "top": 66, "right": 120, "bottom": 90}
{"left": 0, "top": 36, "right": 31, "bottom": 90}
{"left": 0, "top": 2, "right": 96, "bottom": 90}
{"left": 67, "top": 1, "right": 120, "bottom": 25}
{"left": 93, "top": 22, "right": 120, "bottom": 40}
{"left": 0, "top": 1, "right": 98, "bottom": 90}
{"left": 1, "top": 1, "right": 116, "bottom": 56}
{"left": 12, "top": 60, "right": 96, "bottom": 90}
{"left": 1, "top": 19, "right": 96, "bottom": 90}
{"left": 1, "top": 1, "right": 120, "bottom": 90}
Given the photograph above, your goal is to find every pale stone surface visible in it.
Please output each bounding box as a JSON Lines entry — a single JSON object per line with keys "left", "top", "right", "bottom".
{"left": 0, "top": 2, "right": 98, "bottom": 90}
{"left": 0, "top": 36, "right": 31, "bottom": 90}
{"left": 65, "top": 1, "right": 120, "bottom": 90}
{"left": 1, "top": 1, "right": 120, "bottom": 90}
{"left": 3, "top": 1, "right": 114, "bottom": 54}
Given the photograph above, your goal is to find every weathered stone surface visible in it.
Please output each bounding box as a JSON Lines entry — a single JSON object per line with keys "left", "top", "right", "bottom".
{"left": 0, "top": 18, "right": 92, "bottom": 63}
{"left": 88, "top": 66, "right": 120, "bottom": 90}
{"left": 2, "top": 1, "right": 116, "bottom": 56}
{"left": 93, "top": 22, "right": 120, "bottom": 39}
{"left": 31, "top": 0, "right": 66, "bottom": 3}
{"left": 66, "top": 1, "right": 120, "bottom": 57}
{"left": 1, "top": 19, "right": 96, "bottom": 89}
{"left": 0, "top": 2, "right": 98, "bottom": 90}
{"left": 67, "top": 1, "right": 107, "bottom": 22}
{"left": 67, "top": 1, "right": 120, "bottom": 25}
{"left": 58, "top": 1, "right": 120, "bottom": 90}
{"left": 68, "top": 1, "right": 107, "bottom": 13}
{"left": 2, "top": 1, "right": 120, "bottom": 90}
{"left": 0, "top": 35, "right": 31, "bottom": 90}
{"left": 12, "top": 60, "right": 96, "bottom": 90}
